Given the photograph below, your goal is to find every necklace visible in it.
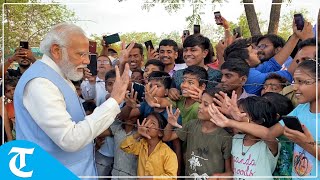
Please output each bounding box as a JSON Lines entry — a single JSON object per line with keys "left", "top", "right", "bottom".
{"left": 241, "top": 135, "right": 254, "bottom": 156}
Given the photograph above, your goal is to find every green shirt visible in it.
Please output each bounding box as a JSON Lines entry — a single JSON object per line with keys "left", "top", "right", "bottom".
{"left": 176, "top": 119, "right": 232, "bottom": 177}
{"left": 171, "top": 96, "right": 199, "bottom": 125}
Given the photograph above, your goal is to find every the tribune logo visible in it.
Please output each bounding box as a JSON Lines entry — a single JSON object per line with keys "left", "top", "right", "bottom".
{"left": 8, "top": 147, "right": 35, "bottom": 178}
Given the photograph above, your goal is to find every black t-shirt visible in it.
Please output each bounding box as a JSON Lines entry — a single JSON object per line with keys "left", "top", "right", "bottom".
{"left": 7, "top": 68, "right": 22, "bottom": 78}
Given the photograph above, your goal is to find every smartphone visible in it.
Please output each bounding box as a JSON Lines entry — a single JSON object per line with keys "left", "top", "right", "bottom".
{"left": 144, "top": 40, "right": 154, "bottom": 50}
{"left": 89, "top": 41, "right": 97, "bottom": 54}
{"left": 88, "top": 54, "right": 97, "bottom": 76}
{"left": 294, "top": 13, "right": 304, "bottom": 31}
{"left": 233, "top": 27, "right": 242, "bottom": 38}
{"left": 282, "top": 115, "right": 304, "bottom": 133}
{"left": 183, "top": 30, "right": 190, "bottom": 37}
{"left": 214, "top": 11, "right": 223, "bottom": 25}
{"left": 103, "top": 33, "right": 121, "bottom": 45}
{"left": 193, "top": 25, "right": 200, "bottom": 34}
{"left": 20, "top": 41, "right": 29, "bottom": 49}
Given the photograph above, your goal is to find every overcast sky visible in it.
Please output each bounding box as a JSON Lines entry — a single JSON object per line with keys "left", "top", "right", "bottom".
{"left": 35, "top": 0, "right": 320, "bottom": 37}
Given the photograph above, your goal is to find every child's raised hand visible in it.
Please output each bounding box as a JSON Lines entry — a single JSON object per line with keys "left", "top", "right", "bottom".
{"left": 119, "top": 41, "right": 135, "bottom": 64}
{"left": 166, "top": 105, "right": 182, "bottom": 128}
{"left": 187, "top": 85, "right": 203, "bottom": 102}
{"left": 137, "top": 118, "right": 151, "bottom": 139}
{"left": 213, "top": 91, "right": 231, "bottom": 116}
{"left": 168, "top": 88, "right": 181, "bottom": 101}
{"left": 147, "top": 46, "right": 159, "bottom": 60}
{"left": 125, "top": 88, "right": 139, "bottom": 108}
{"left": 208, "top": 103, "right": 231, "bottom": 128}
{"left": 228, "top": 90, "right": 246, "bottom": 121}
{"left": 144, "top": 82, "right": 160, "bottom": 108}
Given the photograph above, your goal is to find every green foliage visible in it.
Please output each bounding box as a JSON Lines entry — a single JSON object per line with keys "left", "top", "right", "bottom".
{"left": 2, "top": 2, "right": 75, "bottom": 56}
{"left": 90, "top": 32, "right": 163, "bottom": 61}
{"left": 141, "top": 0, "right": 224, "bottom": 28}
{"left": 278, "top": 8, "right": 313, "bottom": 40}
{"left": 236, "top": 12, "right": 267, "bottom": 37}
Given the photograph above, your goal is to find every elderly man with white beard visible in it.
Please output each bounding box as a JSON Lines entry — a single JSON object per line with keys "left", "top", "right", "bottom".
{"left": 14, "top": 22, "right": 130, "bottom": 179}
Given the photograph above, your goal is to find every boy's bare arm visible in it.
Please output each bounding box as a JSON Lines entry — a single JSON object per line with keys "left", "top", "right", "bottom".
{"left": 97, "top": 129, "right": 112, "bottom": 138}
{"left": 162, "top": 123, "right": 178, "bottom": 142}
{"left": 172, "top": 139, "right": 182, "bottom": 175}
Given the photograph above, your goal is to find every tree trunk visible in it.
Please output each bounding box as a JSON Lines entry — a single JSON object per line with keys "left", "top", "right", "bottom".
{"left": 268, "top": 0, "right": 282, "bottom": 34}
{"left": 243, "top": 0, "right": 262, "bottom": 36}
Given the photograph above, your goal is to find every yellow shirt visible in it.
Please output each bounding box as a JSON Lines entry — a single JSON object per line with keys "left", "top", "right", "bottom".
{"left": 120, "top": 135, "right": 178, "bottom": 179}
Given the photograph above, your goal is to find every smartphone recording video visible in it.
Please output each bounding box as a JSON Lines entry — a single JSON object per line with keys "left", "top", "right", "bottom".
{"left": 20, "top": 41, "right": 29, "bottom": 49}
{"left": 282, "top": 116, "right": 304, "bottom": 133}
{"left": 214, "top": 11, "right": 223, "bottom": 25}
{"left": 183, "top": 30, "right": 190, "bottom": 37}
{"left": 294, "top": 13, "right": 304, "bottom": 31}
{"left": 233, "top": 27, "right": 242, "bottom": 38}
{"left": 193, "top": 25, "right": 200, "bottom": 34}
{"left": 103, "top": 33, "right": 121, "bottom": 45}
{"left": 88, "top": 54, "right": 97, "bottom": 76}
{"left": 144, "top": 40, "right": 154, "bottom": 50}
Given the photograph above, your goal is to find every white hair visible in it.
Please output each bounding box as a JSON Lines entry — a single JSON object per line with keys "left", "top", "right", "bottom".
{"left": 39, "top": 22, "right": 86, "bottom": 58}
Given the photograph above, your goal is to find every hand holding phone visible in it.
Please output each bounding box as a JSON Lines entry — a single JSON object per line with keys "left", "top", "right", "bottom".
{"left": 103, "top": 33, "right": 121, "bottom": 46}
{"left": 20, "top": 41, "right": 29, "bottom": 49}
{"left": 214, "top": 11, "right": 223, "bottom": 25}
{"left": 233, "top": 27, "right": 242, "bottom": 38}
{"left": 294, "top": 13, "right": 304, "bottom": 31}
{"left": 282, "top": 115, "right": 304, "bottom": 133}
{"left": 144, "top": 40, "right": 154, "bottom": 50}
{"left": 88, "top": 54, "right": 97, "bottom": 76}
{"left": 183, "top": 30, "right": 190, "bottom": 38}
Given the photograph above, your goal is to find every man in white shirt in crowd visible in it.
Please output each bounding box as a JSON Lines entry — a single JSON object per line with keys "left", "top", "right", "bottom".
{"left": 14, "top": 22, "right": 130, "bottom": 179}
{"left": 81, "top": 55, "right": 113, "bottom": 106}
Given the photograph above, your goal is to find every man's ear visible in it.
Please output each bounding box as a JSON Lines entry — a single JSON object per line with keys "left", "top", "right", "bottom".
{"left": 174, "top": 51, "right": 178, "bottom": 59}
{"left": 240, "top": 75, "right": 248, "bottom": 85}
{"left": 274, "top": 47, "right": 282, "bottom": 54}
{"left": 200, "top": 83, "right": 206, "bottom": 90}
{"left": 50, "top": 44, "right": 61, "bottom": 62}
{"left": 202, "top": 49, "right": 209, "bottom": 59}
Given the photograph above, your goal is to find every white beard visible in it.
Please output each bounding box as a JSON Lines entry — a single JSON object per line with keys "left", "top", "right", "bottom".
{"left": 58, "top": 49, "right": 86, "bottom": 81}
